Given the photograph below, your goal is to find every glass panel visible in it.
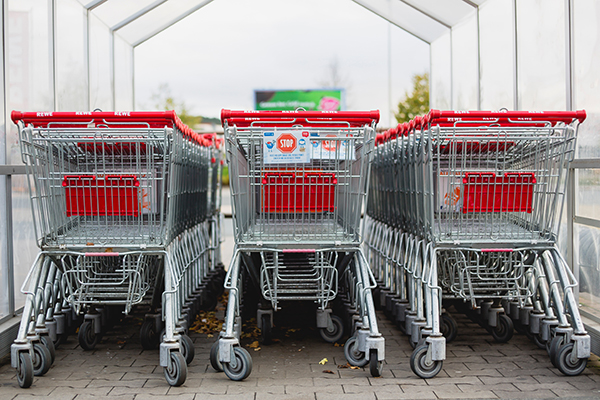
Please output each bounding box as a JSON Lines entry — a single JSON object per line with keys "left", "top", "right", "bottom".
{"left": 430, "top": 31, "right": 451, "bottom": 109}
{"left": 89, "top": 13, "right": 112, "bottom": 110}
{"left": 451, "top": 17, "right": 478, "bottom": 110}
{"left": 479, "top": 0, "right": 514, "bottom": 110}
{"left": 573, "top": 0, "right": 600, "bottom": 158}
{"left": 577, "top": 169, "right": 600, "bottom": 221}
{"left": 577, "top": 224, "right": 600, "bottom": 322}
{"left": 7, "top": 0, "right": 53, "bottom": 162}
{"left": 402, "top": 0, "right": 475, "bottom": 27}
{"left": 12, "top": 176, "right": 37, "bottom": 314}
{"left": 114, "top": 34, "right": 133, "bottom": 110}
{"left": 0, "top": 3, "right": 5, "bottom": 321}
{"left": 56, "top": 0, "right": 87, "bottom": 111}
{"left": 516, "top": 0, "right": 566, "bottom": 111}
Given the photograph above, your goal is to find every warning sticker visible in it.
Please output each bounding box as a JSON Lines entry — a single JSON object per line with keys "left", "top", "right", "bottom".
{"left": 263, "top": 130, "right": 311, "bottom": 164}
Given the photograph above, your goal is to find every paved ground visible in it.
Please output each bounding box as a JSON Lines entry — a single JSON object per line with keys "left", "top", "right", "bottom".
{"left": 1, "top": 299, "right": 600, "bottom": 400}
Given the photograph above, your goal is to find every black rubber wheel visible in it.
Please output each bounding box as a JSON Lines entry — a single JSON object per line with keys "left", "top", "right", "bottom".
{"left": 223, "top": 346, "right": 253, "bottom": 381}
{"left": 260, "top": 313, "right": 272, "bottom": 345}
{"left": 210, "top": 340, "right": 223, "bottom": 372}
{"left": 319, "top": 315, "right": 344, "bottom": 343}
{"left": 410, "top": 344, "right": 443, "bottom": 379}
{"left": 440, "top": 313, "right": 458, "bottom": 343}
{"left": 180, "top": 334, "right": 195, "bottom": 365}
{"left": 344, "top": 336, "right": 367, "bottom": 367}
{"left": 140, "top": 320, "right": 160, "bottom": 350}
{"left": 548, "top": 335, "right": 564, "bottom": 367}
{"left": 78, "top": 321, "right": 99, "bottom": 351}
{"left": 17, "top": 352, "right": 34, "bottom": 388}
{"left": 530, "top": 332, "right": 546, "bottom": 349}
{"left": 369, "top": 349, "right": 383, "bottom": 377}
{"left": 163, "top": 351, "right": 187, "bottom": 386}
{"left": 32, "top": 342, "right": 51, "bottom": 376}
{"left": 556, "top": 342, "right": 587, "bottom": 376}
{"left": 491, "top": 314, "right": 514, "bottom": 343}
{"left": 40, "top": 335, "right": 56, "bottom": 365}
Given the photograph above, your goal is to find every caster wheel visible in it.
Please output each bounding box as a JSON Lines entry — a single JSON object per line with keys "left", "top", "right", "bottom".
{"left": 140, "top": 320, "right": 160, "bottom": 350}
{"left": 491, "top": 314, "right": 513, "bottom": 343}
{"left": 78, "top": 321, "right": 99, "bottom": 350}
{"left": 40, "top": 335, "right": 56, "bottom": 365}
{"left": 369, "top": 349, "right": 383, "bottom": 377}
{"left": 513, "top": 320, "right": 527, "bottom": 334}
{"left": 410, "top": 344, "right": 443, "bottom": 379}
{"left": 530, "top": 332, "right": 546, "bottom": 349}
{"left": 548, "top": 335, "right": 564, "bottom": 367}
{"left": 16, "top": 352, "right": 34, "bottom": 388}
{"left": 344, "top": 336, "right": 367, "bottom": 367}
{"left": 210, "top": 340, "right": 223, "bottom": 372}
{"left": 556, "top": 342, "right": 587, "bottom": 376}
{"left": 223, "top": 346, "right": 253, "bottom": 381}
{"left": 33, "top": 342, "right": 52, "bottom": 376}
{"left": 163, "top": 351, "right": 187, "bottom": 386}
{"left": 319, "top": 315, "right": 344, "bottom": 343}
{"left": 180, "top": 334, "right": 195, "bottom": 365}
{"left": 440, "top": 313, "right": 458, "bottom": 343}
{"left": 260, "top": 313, "right": 272, "bottom": 345}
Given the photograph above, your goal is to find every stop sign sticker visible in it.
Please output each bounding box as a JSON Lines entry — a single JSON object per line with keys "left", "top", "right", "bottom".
{"left": 264, "top": 130, "right": 310, "bottom": 164}
{"left": 276, "top": 133, "right": 297, "bottom": 153}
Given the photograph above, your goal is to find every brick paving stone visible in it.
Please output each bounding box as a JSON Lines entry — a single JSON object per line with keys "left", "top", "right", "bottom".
{"left": 87, "top": 378, "right": 146, "bottom": 388}
{"left": 492, "top": 390, "right": 558, "bottom": 398}
{"left": 12, "top": 395, "right": 76, "bottom": 400}
{"left": 136, "top": 394, "right": 195, "bottom": 400}
{"left": 51, "top": 386, "right": 111, "bottom": 396}
{"left": 286, "top": 384, "right": 343, "bottom": 395}
{"left": 74, "top": 395, "right": 135, "bottom": 400}
{"left": 435, "top": 389, "right": 497, "bottom": 399}
{"left": 316, "top": 392, "right": 376, "bottom": 400}
{"left": 226, "top": 383, "right": 285, "bottom": 395}
{"left": 109, "top": 386, "right": 169, "bottom": 396}
{"left": 258, "top": 394, "right": 314, "bottom": 400}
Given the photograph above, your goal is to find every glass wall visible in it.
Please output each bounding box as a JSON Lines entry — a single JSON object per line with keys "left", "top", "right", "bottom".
{"left": 451, "top": 16, "right": 478, "bottom": 110}
{"left": 430, "top": 31, "right": 451, "bottom": 110}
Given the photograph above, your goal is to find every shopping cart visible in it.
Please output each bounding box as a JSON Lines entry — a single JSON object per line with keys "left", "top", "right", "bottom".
{"left": 367, "top": 109, "right": 590, "bottom": 379}
{"left": 10, "top": 111, "right": 223, "bottom": 388}
{"left": 211, "top": 109, "right": 384, "bottom": 380}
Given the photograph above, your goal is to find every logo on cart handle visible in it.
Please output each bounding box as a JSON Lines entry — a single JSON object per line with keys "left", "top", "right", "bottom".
{"left": 276, "top": 133, "right": 297, "bottom": 153}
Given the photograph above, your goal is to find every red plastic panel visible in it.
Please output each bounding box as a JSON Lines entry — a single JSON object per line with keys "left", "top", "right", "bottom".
{"left": 77, "top": 142, "right": 147, "bottom": 155}
{"left": 63, "top": 175, "right": 140, "bottom": 217}
{"left": 462, "top": 172, "right": 536, "bottom": 213}
{"left": 261, "top": 172, "right": 337, "bottom": 213}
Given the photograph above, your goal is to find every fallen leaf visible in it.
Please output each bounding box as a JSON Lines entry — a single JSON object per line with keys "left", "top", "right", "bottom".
{"left": 338, "top": 364, "right": 349, "bottom": 369}
{"left": 319, "top": 358, "right": 328, "bottom": 365}
{"left": 254, "top": 347, "right": 261, "bottom": 352}
{"left": 248, "top": 341, "right": 260, "bottom": 348}
{"left": 350, "top": 366, "right": 361, "bottom": 370}
{"left": 323, "top": 370, "right": 334, "bottom": 374}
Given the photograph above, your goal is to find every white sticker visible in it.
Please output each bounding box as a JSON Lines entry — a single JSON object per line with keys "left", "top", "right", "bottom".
{"left": 263, "top": 130, "right": 311, "bottom": 164}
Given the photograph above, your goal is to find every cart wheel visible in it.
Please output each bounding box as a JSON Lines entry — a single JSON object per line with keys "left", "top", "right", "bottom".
{"left": 490, "top": 314, "right": 513, "bottom": 343}
{"left": 16, "top": 351, "right": 34, "bottom": 388}
{"left": 54, "top": 332, "right": 68, "bottom": 348}
{"left": 513, "top": 319, "right": 527, "bottom": 334}
{"left": 222, "top": 346, "right": 253, "bottom": 381}
{"left": 556, "top": 342, "right": 587, "bottom": 376}
{"left": 210, "top": 340, "right": 223, "bottom": 372}
{"left": 440, "top": 313, "right": 458, "bottom": 343}
{"left": 78, "top": 321, "right": 99, "bottom": 350}
{"left": 163, "top": 351, "right": 187, "bottom": 386}
{"left": 180, "top": 334, "right": 195, "bottom": 365}
{"left": 532, "top": 333, "right": 546, "bottom": 349}
{"left": 344, "top": 336, "right": 367, "bottom": 367}
{"left": 32, "top": 342, "right": 52, "bottom": 376}
{"left": 319, "top": 315, "right": 344, "bottom": 343}
{"left": 369, "top": 349, "right": 383, "bottom": 377}
{"left": 410, "top": 344, "right": 443, "bottom": 379}
{"left": 548, "top": 335, "right": 564, "bottom": 367}
{"left": 140, "top": 320, "right": 160, "bottom": 350}
{"left": 260, "top": 314, "right": 272, "bottom": 345}
{"left": 40, "top": 335, "right": 56, "bottom": 365}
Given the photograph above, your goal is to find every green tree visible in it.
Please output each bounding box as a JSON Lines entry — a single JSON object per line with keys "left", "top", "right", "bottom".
{"left": 395, "top": 73, "right": 429, "bottom": 123}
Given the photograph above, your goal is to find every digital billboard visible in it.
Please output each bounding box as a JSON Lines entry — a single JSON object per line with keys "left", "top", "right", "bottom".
{"left": 254, "top": 89, "right": 345, "bottom": 111}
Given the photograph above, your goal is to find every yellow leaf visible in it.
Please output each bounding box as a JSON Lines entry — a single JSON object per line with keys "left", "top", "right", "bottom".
{"left": 248, "top": 341, "right": 260, "bottom": 348}
{"left": 319, "top": 358, "right": 328, "bottom": 365}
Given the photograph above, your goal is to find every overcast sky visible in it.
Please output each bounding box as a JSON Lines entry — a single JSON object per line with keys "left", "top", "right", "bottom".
{"left": 133, "top": 0, "right": 430, "bottom": 128}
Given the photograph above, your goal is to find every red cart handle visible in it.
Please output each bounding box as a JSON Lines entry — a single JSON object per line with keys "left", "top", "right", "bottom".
{"left": 424, "top": 109, "right": 586, "bottom": 126}
{"left": 11, "top": 110, "right": 216, "bottom": 148}
{"left": 221, "top": 109, "right": 380, "bottom": 128}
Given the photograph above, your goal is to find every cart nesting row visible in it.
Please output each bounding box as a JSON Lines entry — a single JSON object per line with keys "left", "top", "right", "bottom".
{"left": 365, "top": 109, "right": 591, "bottom": 378}
{"left": 212, "top": 109, "right": 385, "bottom": 380}
{"left": 10, "top": 110, "right": 225, "bottom": 388}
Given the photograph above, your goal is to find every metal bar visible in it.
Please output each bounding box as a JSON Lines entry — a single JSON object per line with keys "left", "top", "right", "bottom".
{"left": 132, "top": 0, "right": 216, "bottom": 47}
{"left": 570, "top": 159, "right": 600, "bottom": 169}
{"left": 567, "top": 166, "right": 576, "bottom": 299}
{"left": 83, "top": 0, "right": 107, "bottom": 11}
{"left": 565, "top": 0, "right": 574, "bottom": 111}
{"left": 110, "top": 0, "right": 167, "bottom": 32}
{"left": 573, "top": 216, "right": 600, "bottom": 230}
{"left": 398, "top": 0, "right": 452, "bottom": 29}
{"left": 348, "top": 0, "right": 431, "bottom": 44}
{"left": 0, "top": 165, "right": 26, "bottom": 175}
